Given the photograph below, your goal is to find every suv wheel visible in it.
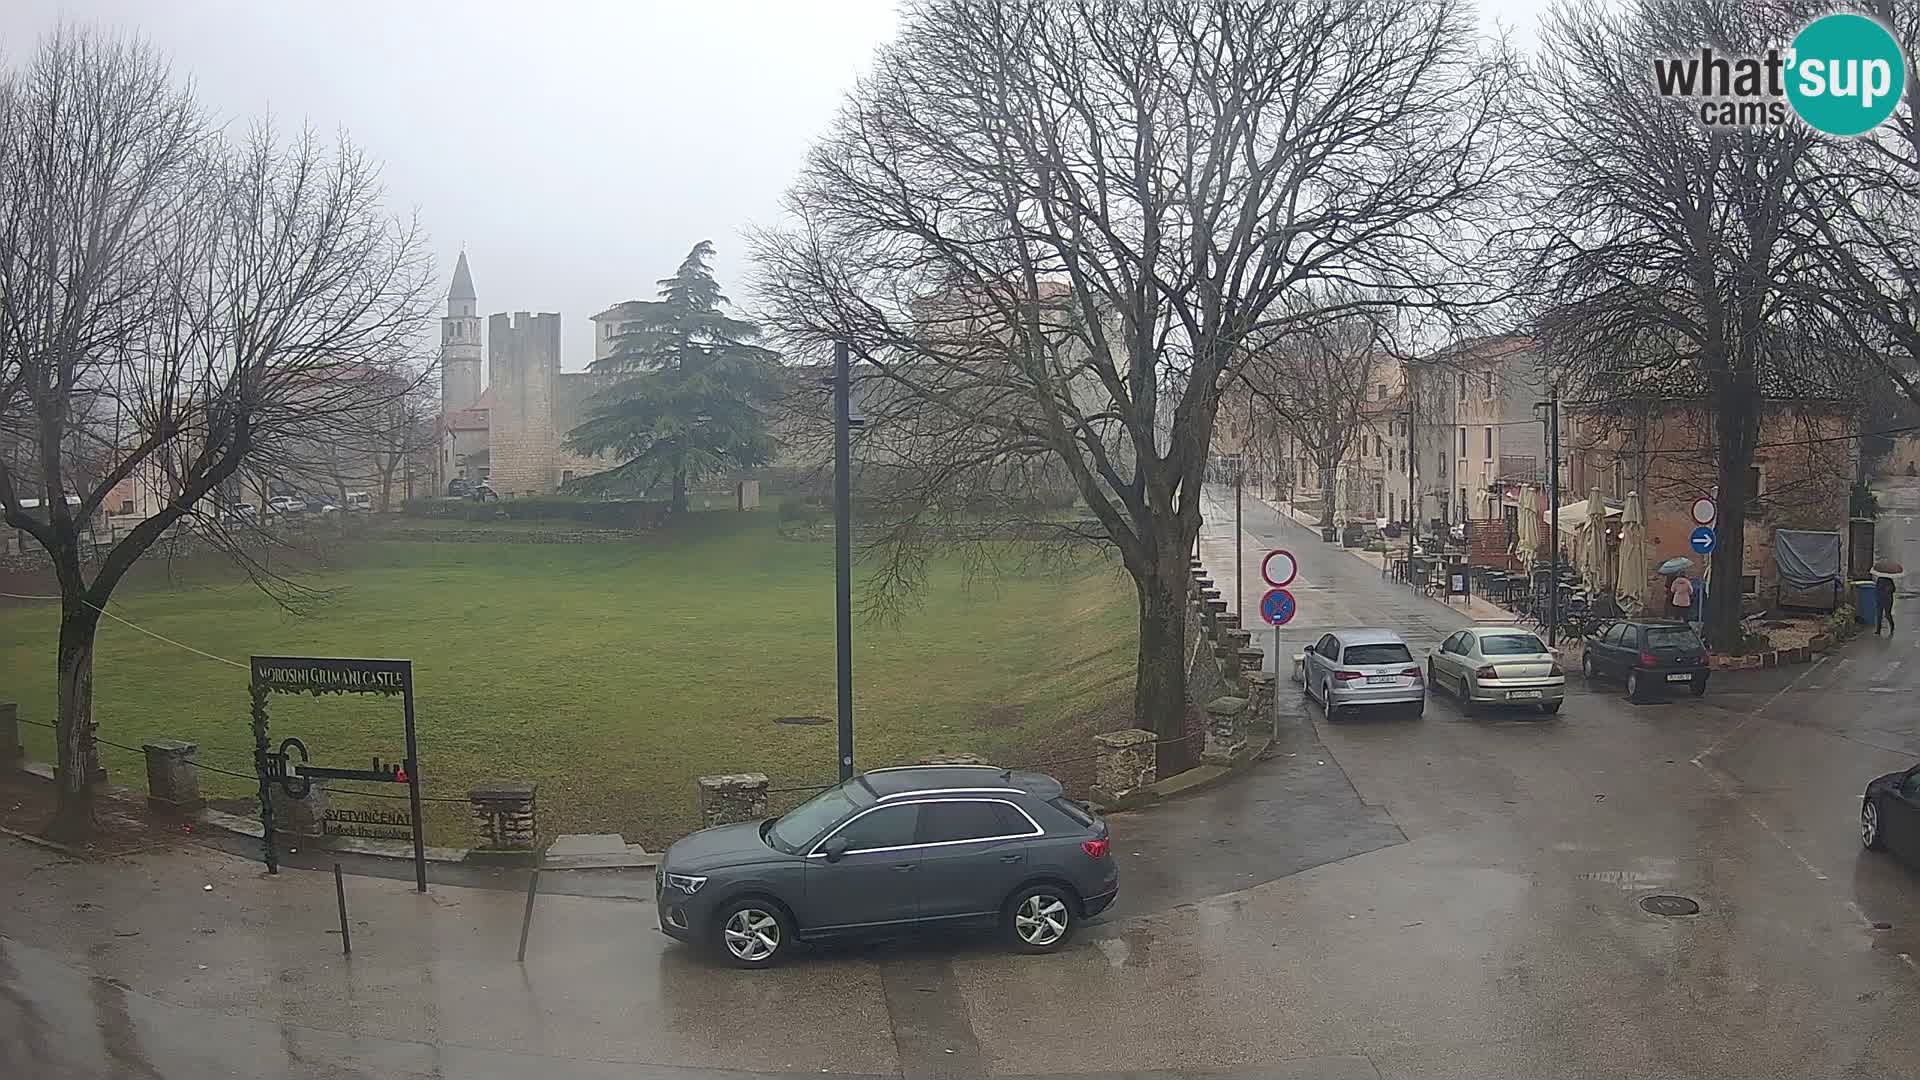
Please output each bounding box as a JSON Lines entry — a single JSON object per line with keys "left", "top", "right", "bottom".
{"left": 1006, "top": 885, "right": 1076, "bottom": 953}
{"left": 714, "top": 898, "right": 792, "bottom": 968}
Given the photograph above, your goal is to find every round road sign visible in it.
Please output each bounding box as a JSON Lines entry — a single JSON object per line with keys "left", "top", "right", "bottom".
{"left": 1260, "top": 587, "right": 1297, "bottom": 626}
{"left": 1689, "top": 526, "right": 1716, "bottom": 554}
{"left": 1690, "top": 497, "right": 1716, "bottom": 526}
{"left": 1261, "top": 548, "right": 1298, "bottom": 588}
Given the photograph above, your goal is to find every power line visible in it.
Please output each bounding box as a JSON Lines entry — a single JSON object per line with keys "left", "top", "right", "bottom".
{"left": 0, "top": 591, "right": 247, "bottom": 670}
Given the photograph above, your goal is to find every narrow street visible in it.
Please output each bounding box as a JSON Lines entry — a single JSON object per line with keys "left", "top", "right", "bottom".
{"left": 3, "top": 489, "right": 1917, "bottom": 1079}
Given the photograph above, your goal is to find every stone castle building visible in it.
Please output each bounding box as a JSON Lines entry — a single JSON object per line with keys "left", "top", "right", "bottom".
{"left": 435, "top": 253, "right": 612, "bottom": 495}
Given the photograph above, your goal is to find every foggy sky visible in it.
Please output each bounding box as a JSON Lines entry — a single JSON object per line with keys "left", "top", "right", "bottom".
{"left": 1, "top": 0, "right": 1548, "bottom": 372}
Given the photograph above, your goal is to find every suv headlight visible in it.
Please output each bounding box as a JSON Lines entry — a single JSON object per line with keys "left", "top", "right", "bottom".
{"left": 664, "top": 872, "right": 707, "bottom": 894}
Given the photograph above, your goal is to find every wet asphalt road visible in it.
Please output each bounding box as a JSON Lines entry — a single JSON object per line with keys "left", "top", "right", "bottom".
{"left": 3, "top": 486, "right": 1918, "bottom": 1079}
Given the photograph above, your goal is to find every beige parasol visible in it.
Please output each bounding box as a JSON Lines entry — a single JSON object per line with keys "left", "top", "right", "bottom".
{"left": 1581, "top": 486, "right": 1610, "bottom": 588}
{"left": 1616, "top": 490, "right": 1649, "bottom": 610}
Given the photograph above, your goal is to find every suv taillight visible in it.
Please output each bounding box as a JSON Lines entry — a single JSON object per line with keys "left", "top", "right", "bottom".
{"left": 1332, "top": 670, "right": 1364, "bottom": 682}
{"left": 1640, "top": 652, "right": 1657, "bottom": 667}
{"left": 1081, "top": 838, "right": 1109, "bottom": 859}
{"left": 1400, "top": 667, "right": 1423, "bottom": 682}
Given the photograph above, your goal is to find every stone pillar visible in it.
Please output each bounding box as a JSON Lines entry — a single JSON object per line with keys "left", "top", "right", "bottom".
{"left": 1203, "top": 696, "right": 1249, "bottom": 765}
{"left": 1218, "top": 613, "right": 1240, "bottom": 633}
{"left": 469, "top": 783, "right": 538, "bottom": 856}
{"left": 1091, "top": 729, "right": 1157, "bottom": 804}
{"left": 917, "top": 753, "right": 989, "bottom": 766}
{"left": 1243, "top": 673, "right": 1276, "bottom": 733}
{"left": 698, "top": 773, "right": 770, "bottom": 827}
{"left": 1236, "top": 648, "right": 1267, "bottom": 691}
{"left": 1203, "top": 597, "right": 1227, "bottom": 634}
{"left": 0, "top": 703, "right": 20, "bottom": 768}
{"left": 142, "top": 740, "right": 203, "bottom": 813}
{"left": 269, "top": 781, "right": 327, "bottom": 838}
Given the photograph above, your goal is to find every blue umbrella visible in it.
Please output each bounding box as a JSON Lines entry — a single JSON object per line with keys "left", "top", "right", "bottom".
{"left": 1657, "top": 556, "right": 1693, "bottom": 575}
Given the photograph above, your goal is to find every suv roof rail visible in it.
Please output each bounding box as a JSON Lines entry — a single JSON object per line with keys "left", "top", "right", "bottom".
{"left": 863, "top": 763, "right": 1002, "bottom": 774}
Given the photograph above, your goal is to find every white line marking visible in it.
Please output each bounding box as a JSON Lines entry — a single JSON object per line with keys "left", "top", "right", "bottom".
{"left": 1691, "top": 655, "right": 1827, "bottom": 767}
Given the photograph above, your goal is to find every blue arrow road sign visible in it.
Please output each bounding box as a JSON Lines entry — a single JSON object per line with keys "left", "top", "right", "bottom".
{"left": 1689, "top": 526, "right": 1715, "bottom": 554}
{"left": 1260, "top": 587, "right": 1297, "bottom": 626}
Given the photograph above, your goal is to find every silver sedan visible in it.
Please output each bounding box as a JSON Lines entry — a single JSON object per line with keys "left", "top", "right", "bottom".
{"left": 1427, "top": 627, "right": 1566, "bottom": 716}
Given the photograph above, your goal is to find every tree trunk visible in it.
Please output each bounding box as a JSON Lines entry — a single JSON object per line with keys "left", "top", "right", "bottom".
{"left": 670, "top": 468, "right": 688, "bottom": 514}
{"left": 1318, "top": 463, "right": 1337, "bottom": 528}
{"left": 45, "top": 599, "right": 104, "bottom": 841}
{"left": 1132, "top": 548, "right": 1192, "bottom": 776}
{"left": 1705, "top": 396, "right": 1760, "bottom": 649}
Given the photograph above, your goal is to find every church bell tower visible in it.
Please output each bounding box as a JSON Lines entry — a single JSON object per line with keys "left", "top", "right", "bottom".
{"left": 440, "top": 252, "right": 483, "bottom": 412}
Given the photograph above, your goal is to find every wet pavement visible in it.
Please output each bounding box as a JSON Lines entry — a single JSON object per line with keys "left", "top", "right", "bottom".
{"left": 4, "top": 486, "right": 1918, "bottom": 1078}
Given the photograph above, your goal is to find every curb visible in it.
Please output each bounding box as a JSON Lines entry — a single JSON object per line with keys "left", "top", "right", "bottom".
{"left": 1094, "top": 731, "right": 1275, "bottom": 812}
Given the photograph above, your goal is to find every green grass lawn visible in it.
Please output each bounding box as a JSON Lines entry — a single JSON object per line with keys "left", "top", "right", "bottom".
{"left": 0, "top": 512, "right": 1137, "bottom": 847}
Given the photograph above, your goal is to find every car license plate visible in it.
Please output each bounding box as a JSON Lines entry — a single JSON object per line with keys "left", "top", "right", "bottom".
{"left": 1366, "top": 675, "right": 1397, "bottom": 685}
{"left": 1509, "top": 690, "right": 1540, "bottom": 700}
{"left": 1666, "top": 673, "right": 1692, "bottom": 683}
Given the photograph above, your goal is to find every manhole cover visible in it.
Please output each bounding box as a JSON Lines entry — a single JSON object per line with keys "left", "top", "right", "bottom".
{"left": 774, "top": 715, "right": 830, "bottom": 726}
{"left": 1639, "top": 894, "right": 1701, "bottom": 917}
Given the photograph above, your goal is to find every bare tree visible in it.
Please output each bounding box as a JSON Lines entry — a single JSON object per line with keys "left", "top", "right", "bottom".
{"left": 753, "top": 0, "right": 1516, "bottom": 766}
{"left": 1239, "top": 307, "right": 1388, "bottom": 529}
{"left": 1519, "top": 0, "right": 1845, "bottom": 648}
{"left": 0, "top": 28, "right": 434, "bottom": 838}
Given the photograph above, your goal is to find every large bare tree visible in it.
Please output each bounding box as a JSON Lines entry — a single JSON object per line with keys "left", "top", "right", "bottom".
{"left": 0, "top": 29, "right": 434, "bottom": 838}
{"left": 753, "top": 0, "right": 1515, "bottom": 766}
{"left": 1519, "top": 0, "right": 1848, "bottom": 648}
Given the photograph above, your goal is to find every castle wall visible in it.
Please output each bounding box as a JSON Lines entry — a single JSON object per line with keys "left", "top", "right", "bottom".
{"left": 551, "top": 372, "right": 616, "bottom": 486}
{"left": 487, "top": 312, "right": 561, "bottom": 495}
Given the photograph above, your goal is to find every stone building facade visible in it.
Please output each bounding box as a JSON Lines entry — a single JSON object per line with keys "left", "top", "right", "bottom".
{"left": 434, "top": 254, "right": 612, "bottom": 496}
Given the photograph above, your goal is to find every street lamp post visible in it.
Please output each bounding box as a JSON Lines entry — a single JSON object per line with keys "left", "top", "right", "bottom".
{"left": 833, "top": 340, "right": 855, "bottom": 780}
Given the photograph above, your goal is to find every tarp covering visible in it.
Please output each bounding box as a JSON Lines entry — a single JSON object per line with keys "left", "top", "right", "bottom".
{"left": 1775, "top": 529, "right": 1842, "bottom": 591}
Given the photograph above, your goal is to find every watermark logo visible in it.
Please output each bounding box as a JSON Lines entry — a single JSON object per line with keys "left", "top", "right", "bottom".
{"left": 1653, "top": 12, "right": 1905, "bottom": 136}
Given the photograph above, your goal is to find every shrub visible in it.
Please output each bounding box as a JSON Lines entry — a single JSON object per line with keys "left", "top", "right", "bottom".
{"left": 401, "top": 496, "right": 670, "bottom": 529}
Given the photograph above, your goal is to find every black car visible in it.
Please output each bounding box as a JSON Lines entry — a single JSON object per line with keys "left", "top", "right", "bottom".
{"left": 1580, "top": 620, "right": 1709, "bottom": 701}
{"left": 655, "top": 765, "right": 1116, "bottom": 968}
{"left": 1862, "top": 763, "right": 1920, "bottom": 867}
{"left": 447, "top": 478, "right": 471, "bottom": 498}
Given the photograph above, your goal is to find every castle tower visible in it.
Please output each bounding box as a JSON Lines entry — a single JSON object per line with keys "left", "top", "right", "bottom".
{"left": 440, "top": 252, "right": 483, "bottom": 412}
{"left": 487, "top": 311, "right": 562, "bottom": 494}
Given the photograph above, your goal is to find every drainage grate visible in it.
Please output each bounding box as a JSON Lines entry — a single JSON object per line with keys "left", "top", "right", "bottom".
{"left": 774, "top": 715, "right": 831, "bottom": 726}
{"left": 1639, "top": 894, "right": 1701, "bottom": 917}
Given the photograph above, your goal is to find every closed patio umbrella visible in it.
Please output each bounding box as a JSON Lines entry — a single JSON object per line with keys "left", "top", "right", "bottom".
{"left": 1516, "top": 487, "right": 1537, "bottom": 567}
{"left": 1616, "top": 490, "right": 1649, "bottom": 611}
{"left": 1581, "top": 486, "right": 1609, "bottom": 588}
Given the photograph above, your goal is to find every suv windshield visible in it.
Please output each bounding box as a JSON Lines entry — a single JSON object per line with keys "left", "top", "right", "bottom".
{"left": 766, "top": 782, "right": 873, "bottom": 854}
{"left": 1343, "top": 642, "right": 1413, "bottom": 665}
{"left": 1645, "top": 626, "right": 1703, "bottom": 651}
{"left": 1481, "top": 633, "right": 1548, "bottom": 656}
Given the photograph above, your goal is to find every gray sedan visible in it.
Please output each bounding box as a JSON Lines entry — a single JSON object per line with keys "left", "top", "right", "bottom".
{"left": 1427, "top": 627, "right": 1566, "bottom": 715}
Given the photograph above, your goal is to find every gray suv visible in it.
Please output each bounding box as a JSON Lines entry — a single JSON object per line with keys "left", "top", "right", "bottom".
{"left": 655, "top": 765, "right": 1117, "bottom": 967}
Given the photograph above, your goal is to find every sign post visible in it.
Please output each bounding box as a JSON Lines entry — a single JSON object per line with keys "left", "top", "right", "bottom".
{"left": 1259, "top": 548, "right": 1300, "bottom": 733}
{"left": 249, "top": 656, "right": 427, "bottom": 892}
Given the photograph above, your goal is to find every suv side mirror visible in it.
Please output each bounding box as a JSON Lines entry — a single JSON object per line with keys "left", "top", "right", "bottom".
{"left": 821, "top": 836, "right": 850, "bottom": 863}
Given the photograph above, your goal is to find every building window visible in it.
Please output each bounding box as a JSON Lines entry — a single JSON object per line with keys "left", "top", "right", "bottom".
{"left": 1373, "top": 435, "right": 1382, "bottom": 457}
{"left": 562, "top": 470, "right": 574, "bottom": 486}
{"left": 1748, "top": 465, "right": 1764, "bottom": 498}
{"left": 1457, "top": 373, "right": 1466, "bottom": 398}
{"left": 1459, "top": 427, "right": 1467, "bottom": 456}
{"left": 1483, "top": 371, "right": 1494, "bottom": 400}
{"left": 1439, "top": 455, "right": 1448, "bottom": 477}
{"left": 1460, "top": 487, "right": 1468, "bottom": 516}
{"left": 118, "top": 499, "right": 134, "bottom": 515}
{"left": 1484, "top": 427, "right": 1493, "bottom": 458}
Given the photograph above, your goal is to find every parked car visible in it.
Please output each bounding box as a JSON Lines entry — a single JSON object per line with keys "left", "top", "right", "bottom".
{"left": 1302, "top": 628, "right": 1425, "bottom": 719}
{"left": 343, "top": 491, "right": 373, "bottom": 512}
{"left": 447, "top": 478, "right": 472, "bottom": 498}
{"left": 1580, "top": 620, "right": 1709, "bottom": 701}
{"left": 1861, "top": 763, "right": 1920, "bottom": 867}
{"left": 1428, "top": 627, "right": 1565, "bottom": 715}
{"left": 654, "top": 764, "right": 1116, "bottom": 968}
{"left": 303, "top": 495, "right": 340, "bottom": 514}
{"left": 469, "top": 482, "right": 499, "bottom": 502}
{"left": 218, "top": 502, "right": 257, "bottom": 524}
{"left": 266, "top": 495, "right": 303, "bottom": 515}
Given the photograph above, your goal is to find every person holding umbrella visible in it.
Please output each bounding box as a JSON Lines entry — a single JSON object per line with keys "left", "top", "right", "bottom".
{"left": 1874, "top": 561, "right": 1902, "bottom": 635}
